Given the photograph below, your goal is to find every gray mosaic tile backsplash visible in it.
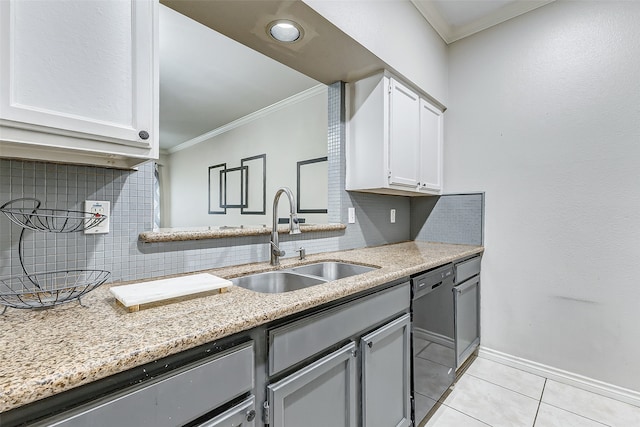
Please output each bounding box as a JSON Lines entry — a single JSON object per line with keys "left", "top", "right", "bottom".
{"left": 411, "top": 193, "right": 484, "bottom": 246}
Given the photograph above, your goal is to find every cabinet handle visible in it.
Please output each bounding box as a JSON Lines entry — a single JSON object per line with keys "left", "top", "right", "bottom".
{"left": 138, "top": 130, "right": 150, "bottom": 140}
{"left": 246, "top": 409, "right": 256, "bottom": 422}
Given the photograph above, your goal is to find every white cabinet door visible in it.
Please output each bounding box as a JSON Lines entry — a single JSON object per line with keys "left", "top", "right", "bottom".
{"left": 419, "top": 98, "right": 443, "bottom": 193}
{"left": 361, "top": 314, "right": 412, "bottom": 427}
{"left": 0, "top": 0, "right": 158, "bottom": 168}
{"left": 388, "top": 78, "right": 420, "bottom": 188}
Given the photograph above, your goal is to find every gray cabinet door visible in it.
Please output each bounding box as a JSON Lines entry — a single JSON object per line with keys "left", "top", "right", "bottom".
{"left": 197, "top": 396, "right": 256, "bottom": 427}
{"left": 454, "top": 276, "right": 480, "bottom": 367}
{"left": 361, "top": 314, "right": 412, "bottom": 427}
{"left": 267, "top": 342, "right": 357, "bottom": 427}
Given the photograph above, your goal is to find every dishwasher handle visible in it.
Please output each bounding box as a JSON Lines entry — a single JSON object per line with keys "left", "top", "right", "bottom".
{"left": 413, "top": 277, "right": 453, "bottom": 300}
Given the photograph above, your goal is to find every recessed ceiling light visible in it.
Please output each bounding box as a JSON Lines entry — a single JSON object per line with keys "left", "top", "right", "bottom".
{"left": 267, "top": 20, "right": 303, "bottom": 43}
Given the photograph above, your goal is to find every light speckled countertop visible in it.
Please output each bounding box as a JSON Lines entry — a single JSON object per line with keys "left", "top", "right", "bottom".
{"left": 139, "top": 223, "right": 346, "bottom": 242}
{"left": 0, "top": 241, "right": 482, "bottom": 413}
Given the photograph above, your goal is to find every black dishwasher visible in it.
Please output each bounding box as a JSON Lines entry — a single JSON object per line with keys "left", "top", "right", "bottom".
{"left": 411, "top": 264, "right": 455, "bottom": 423}
{"left": 411, "top": 257, "right": 482, "bottom": 425}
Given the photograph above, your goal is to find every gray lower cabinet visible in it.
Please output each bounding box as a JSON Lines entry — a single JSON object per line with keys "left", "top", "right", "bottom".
{"left": 196, "top": 396, "right": 256, "bottom": 427}
{"left": 34, "top": 342, "right": 255, "bottom": 427}
{"left": 454, "top": 256, "right": 481, "bottom": 367}
{"left": 267, "top": 342, "right": 357, "bottom": 427}
{"left": 454, "top": 275, "right": 480, "bottom": 367}
{"left": 361, "top": 314, "right": 412, "bottom": 427}
{"left": 266, "top": 283, "right": 411, "bottom": 427}
{"left": 268, "top": 283, "right": 411, "bottom": 376}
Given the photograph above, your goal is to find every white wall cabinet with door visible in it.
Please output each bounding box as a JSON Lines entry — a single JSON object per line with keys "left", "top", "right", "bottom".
{"left": 347, "top": 71, "right": 443, "bottom": 196}
{"left": 0, "top": 0, "right": 158, "bottom": 169}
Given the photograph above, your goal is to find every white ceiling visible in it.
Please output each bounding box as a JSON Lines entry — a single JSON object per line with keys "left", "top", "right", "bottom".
{"left": 159, "top": 5, "right": 320, "bottom": 151}
{"left": 411, "top": 0, "right": 555, "bottom": 44}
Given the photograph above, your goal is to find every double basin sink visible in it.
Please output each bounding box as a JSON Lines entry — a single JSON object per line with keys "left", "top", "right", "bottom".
{"left": 231, "top": 262, "right": 377, "bottom": 294}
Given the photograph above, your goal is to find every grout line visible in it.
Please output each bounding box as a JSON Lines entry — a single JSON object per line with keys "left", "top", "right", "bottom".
{"left": 542, "top": 402, "right": 614, "bottom": 427}
{"left": 446, "top": 406, "right": 493, "bottom": 426}
{"left": 464, "top": 371, "right": 542, "bottom": 402}
{"left": 532, "top": 378, "right": 547, "bottom": 426}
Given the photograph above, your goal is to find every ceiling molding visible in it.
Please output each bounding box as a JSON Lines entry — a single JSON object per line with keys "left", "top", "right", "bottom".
{"left": 411, "top": 0, "right": 556, "bottom": 44}
{"left": 410, "top": 0, "right": 452, "bottom": 44}
{"left": 168, "top": 84, "right": 327, "bottom": 154}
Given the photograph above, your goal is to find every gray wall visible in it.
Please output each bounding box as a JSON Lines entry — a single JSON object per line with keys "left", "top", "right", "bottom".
{"left": 0, "top": 83, "right": 410, "bottom": 283}
{"left": 444, "top": 1, "right": 640, "bottom": 392}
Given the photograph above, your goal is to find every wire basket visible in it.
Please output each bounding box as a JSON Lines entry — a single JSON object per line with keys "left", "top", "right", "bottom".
{"left": 0, "top": 199, "right": 106, "bottom": 233}
{"left": 0, "top": 270, "right": 111, "bottom": 312}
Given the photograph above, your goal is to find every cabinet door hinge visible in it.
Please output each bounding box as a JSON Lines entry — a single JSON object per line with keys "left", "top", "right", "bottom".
{"left": 388, "top": 169, "right": 392, "bottom": 178}
{"left": 263, "top": 400, "right": 270, "bottom": 424}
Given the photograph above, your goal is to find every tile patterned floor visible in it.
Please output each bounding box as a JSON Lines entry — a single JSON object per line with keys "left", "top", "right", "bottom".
{"left": 422, "top": 356, "right": 640, "bottom": 427}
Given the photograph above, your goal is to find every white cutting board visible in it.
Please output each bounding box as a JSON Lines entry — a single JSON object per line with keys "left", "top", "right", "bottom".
{"left": 110, "top": 273, "right": 232, "bottom": 308}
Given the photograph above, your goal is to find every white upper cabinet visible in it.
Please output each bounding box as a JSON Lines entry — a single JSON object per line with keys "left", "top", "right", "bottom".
{"left": 0, "top": 0, "right": 158, "bottom": 169}
{"left": 388, "top": 79, "right": 421, "bottom": 189}
{"left": 347, "top": 72, "right": 443, "bottom": 196}
{"left": 418, "top": 98, "right": 443, "bottom": 193}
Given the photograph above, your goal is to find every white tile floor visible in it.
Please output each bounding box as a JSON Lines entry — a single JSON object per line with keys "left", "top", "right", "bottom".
{"left": 423, "top": 356, "right": 640, "bottom": 427}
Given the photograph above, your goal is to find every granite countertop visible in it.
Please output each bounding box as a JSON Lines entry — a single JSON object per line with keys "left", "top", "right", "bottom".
{"left": 0, "top": 241, "right": 483, "bottom": 413}
{"left": 139, "top": 223, "right": 347, "bottom": 242}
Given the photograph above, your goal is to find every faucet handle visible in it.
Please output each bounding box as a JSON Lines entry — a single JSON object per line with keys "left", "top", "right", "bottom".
{"left": 296, "top": 247, "right": 306, "bottom": 260}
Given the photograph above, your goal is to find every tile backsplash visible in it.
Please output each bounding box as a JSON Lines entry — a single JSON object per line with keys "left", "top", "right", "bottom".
{"left": 411, "top": 193, "right": 484, "bottom": 246}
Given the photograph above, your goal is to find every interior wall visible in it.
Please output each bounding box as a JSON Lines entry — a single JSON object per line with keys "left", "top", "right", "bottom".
{"left": 302, "top": 0, "right": 448, "bottom": 106}
{"left": 167, "top": 87, "right": 328, "bottom": 227}
{"left": 445, "top": 0, "right": 640, "bottom": 391}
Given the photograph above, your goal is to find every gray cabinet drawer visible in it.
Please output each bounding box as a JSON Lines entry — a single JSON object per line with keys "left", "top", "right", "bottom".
{"left": 38, "top": 342, "right": 254, "bottom": 427}
{"left": 268, "top": 282, "right": 410, "bottom": 376}
{"left": 455, "top": 256, "right": 481, "bottom": 283}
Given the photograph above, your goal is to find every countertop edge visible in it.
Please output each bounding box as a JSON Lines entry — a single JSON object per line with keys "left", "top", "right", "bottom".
{"left": 138, "top": 223, "right": 347, "bottom": 242}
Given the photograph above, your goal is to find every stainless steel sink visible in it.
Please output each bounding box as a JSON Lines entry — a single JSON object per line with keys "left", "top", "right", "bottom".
{"left": 231, "top": 271, "right": 327, "bottom": 294}
{"left": 289, "top": 262, "right": 377, "bottom": 281}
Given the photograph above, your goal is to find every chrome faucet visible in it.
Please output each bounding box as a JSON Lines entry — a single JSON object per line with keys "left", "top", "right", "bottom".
{"left": 270, "top": 187, "right": 301, "bottom": 266}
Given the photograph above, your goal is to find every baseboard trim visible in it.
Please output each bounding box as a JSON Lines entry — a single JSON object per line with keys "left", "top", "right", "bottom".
{"left": 478, "top": 346, "right": 640, "bottom": 408}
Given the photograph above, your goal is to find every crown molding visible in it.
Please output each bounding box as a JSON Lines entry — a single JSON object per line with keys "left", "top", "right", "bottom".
{"left": 411, "top": 0, "right": 556, "bottom": 44}
{"left": 168, "top": 84, "right": 326, "bottom": 154}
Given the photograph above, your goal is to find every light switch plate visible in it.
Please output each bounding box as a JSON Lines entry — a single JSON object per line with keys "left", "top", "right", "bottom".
{"left": 84, "top": 201, "right": 110, "bottom": 234}
{"left": 390, "top": 209, "right": 396, "bottom": 223}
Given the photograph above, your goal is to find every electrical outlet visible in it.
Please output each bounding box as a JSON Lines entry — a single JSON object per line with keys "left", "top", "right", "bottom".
{"left": 390, "top": 209, "right": 396, "bottom": 223}
{"left": 348, "top": 207, "right": 356, "bottom": 224}
{"left": 84, "top": 201, "right": 110, "bottom": 234}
